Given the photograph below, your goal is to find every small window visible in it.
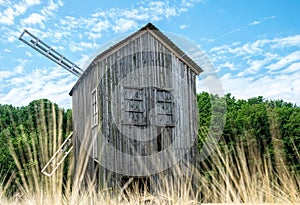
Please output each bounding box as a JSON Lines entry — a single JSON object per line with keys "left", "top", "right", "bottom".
{"left": 121, "top": 86, "right": 175, "bottom": 126}
{"left": 154, "top": 88, "right": 175, "bottom": 126}
{"left": 122, "top": 86, "right": 147, "bottom": 125}
{"left": 91, "top": 88, "right": 98, "bottom": 127}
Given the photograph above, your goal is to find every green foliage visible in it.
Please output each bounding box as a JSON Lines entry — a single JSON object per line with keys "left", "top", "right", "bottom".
{"left": 197, "top": 92, "right": 300, "bottom": 176}
{"left": 0, "top": 99, "right": 72, "bottom": 195}
{"left": 0, "top": 93, "right": 299, "bottom": 196}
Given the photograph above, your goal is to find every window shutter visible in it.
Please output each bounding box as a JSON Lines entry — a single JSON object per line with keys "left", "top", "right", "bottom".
{"left": 122, "top": 87, "right": 147, "bottom": 125}
{"left": 154, "top": 89, "right": 175, "bottom": 126}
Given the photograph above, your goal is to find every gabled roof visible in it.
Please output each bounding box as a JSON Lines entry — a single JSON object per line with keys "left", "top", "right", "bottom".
{"left": 70, "top": 23, "right": 202, "bottom": 96}
{"left": 141, "top": 23, "right": 202, "bottom": 74}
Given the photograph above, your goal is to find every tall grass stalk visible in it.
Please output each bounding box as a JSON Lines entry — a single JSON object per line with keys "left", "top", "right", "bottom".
{"left": 1, "top": 100, "right": 299, "bottom": 204}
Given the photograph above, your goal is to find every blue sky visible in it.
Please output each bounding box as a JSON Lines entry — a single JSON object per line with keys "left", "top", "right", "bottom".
{"left": 0, "top": 0, "right": 300, "bottom": 108}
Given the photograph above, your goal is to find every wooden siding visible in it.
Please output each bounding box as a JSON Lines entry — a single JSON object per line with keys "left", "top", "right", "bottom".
{"left": 71, "top": 31, "right": 198, "bottom": 184}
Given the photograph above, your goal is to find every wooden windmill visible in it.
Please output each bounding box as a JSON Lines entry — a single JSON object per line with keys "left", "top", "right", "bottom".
{"left": 19, "top": 23, "right": 202, "bottom": 191}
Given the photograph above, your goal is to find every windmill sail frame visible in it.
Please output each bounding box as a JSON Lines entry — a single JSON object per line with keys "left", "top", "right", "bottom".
{"left": 19, "top": 29, "right": 83, "bottom": 77}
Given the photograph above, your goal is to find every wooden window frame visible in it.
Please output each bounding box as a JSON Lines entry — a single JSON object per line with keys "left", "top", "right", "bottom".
{"left": 153, "top": 88, "right": 175, "bottom": 127}
{"left": 121, "top": 86, "right": 147, "bottom": 125}
{"left": 121, "top": 85, "right": 175, "bottom": 127}
{"left": 91, "top": 87, "right": 98, "bottom": 128}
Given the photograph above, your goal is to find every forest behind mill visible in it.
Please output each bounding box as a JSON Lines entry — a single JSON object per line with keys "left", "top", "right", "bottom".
{"left": 0, "top": 92, "right": 299, "bottom": 203}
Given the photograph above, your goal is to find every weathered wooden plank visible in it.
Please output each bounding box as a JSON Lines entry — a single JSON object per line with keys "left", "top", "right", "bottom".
{"left": 71, "top": 28, "right": 199, "bottom": 187}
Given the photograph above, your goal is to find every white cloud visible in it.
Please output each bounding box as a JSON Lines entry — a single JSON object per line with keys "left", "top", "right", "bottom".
{"left": 210, "top": 41, "right": 263, "bottom": 56}
{"left": 122, "top": 9, "right": 149, "bottom": 21}
{"left": 225, "top": 16, "right": 276, "bottom": 36}
{"left": 219, "top": 62, "right": 236, "bottom": 71}
{"left": 280, "top": 61, "right": 300, "bottom": 74}
{"left": 87, "top": 33, "right": 102, "bottom": 40}
{"left": 56, "top": 0, "right": 202, "bottom": 40}
{"left": 0, "top": 7, "right": 16, "bottom": 25}
{"left": 165, "top": 7, "right": 177, "bottom": 18}
{"left": 0, "top": 62, "right": 25, "bottom": 81}
{"left": 80, "top": 42, "right": 97, "bottom": 49}
{"left": 91, "top": 20, "right": 109, "bottom": 33}
{"left": 215, "top": 71, "right": 300, "bottom": 105}
{"left": 41, "top": 0, "right": 63, "bottom": 16}
{"left": 249, "top": 20, "right": 261, "bottom": 26}
{"left": 0, "top": 0, "right": 205, "bottom": 108}
{"left": 25, "top": 0, "right": 41, "bottom": 6}
{"left": 146, "top": 1, "right": 178, "bottom": 20}
{"left": 113, "top": 18, "right": 137, "bottom": 33}
{"left": 179, "top": 24, "right": 188, "bottom": 29}
{"left": 249, "top": 16, "right": 275, "bottom": 26}
{"left": 180, "top": 0, "right": 203, "bottom": 12}
{"left": 198, "top": 73, "right": 225, "bottom": 96}
{"left": 245, "top": 52, "right": 279, "bottom": 73}
{"left": 69, "top": 41, "right": 98, "bottom": 52}
{"left": 76, "top": 54, "right": 92, "bottom": 70}
{"left": 207, "top": 34, "right": 300, "bottom": 105}
{"left": 0, "top": 0, "right": 41, "bottom": 25}
{"left": 0, "top": 70, "right": 14, "bottom": 81}
{"left": 272, "top": 35, "right": 300, "bottom": 48}
{"left": 14, "top": 65, "right": 24, "bottom": 74}
{"left": 21, "top": 13, "right": 45, "bottom": 27}
{"left": 0, "top": 67, "right": 76, "bottom": 107}
{"left": 209, "top": 35, "right": 300, "bottom": 74}
{"left": 20, "top": 0, "right": 63, "bottom": 28}
{"left": 267, "top": 51, "right": 300, "bottom": 71}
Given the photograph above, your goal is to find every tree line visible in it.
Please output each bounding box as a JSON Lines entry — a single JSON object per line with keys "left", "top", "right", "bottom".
{"left": 0, "top": 93, "right": 299, "bottom": 194}
{"left": 0, "top": 99, "right": 72, "bottom": 194}
{"left": 198, "top": 92, "right": 300, "bottom": 176}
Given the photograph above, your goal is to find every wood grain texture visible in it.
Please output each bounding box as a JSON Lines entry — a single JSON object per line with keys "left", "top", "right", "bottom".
{"left": 71, "top": 30, "right": 200, "bottom": 189}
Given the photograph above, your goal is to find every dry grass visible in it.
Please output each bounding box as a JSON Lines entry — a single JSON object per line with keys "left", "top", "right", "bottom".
{"left": 2, "top": 137, "right": 299, "bottom": 205}
{"left": 1, "top": 100, "right": 300, "bottom": 204}
{"left": 199, "top": 137, "right": 300, "bottom": 204}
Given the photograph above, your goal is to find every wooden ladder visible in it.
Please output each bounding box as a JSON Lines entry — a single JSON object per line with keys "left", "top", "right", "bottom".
{"left": 41, "top": 132, "right": 73, "bottom": 177}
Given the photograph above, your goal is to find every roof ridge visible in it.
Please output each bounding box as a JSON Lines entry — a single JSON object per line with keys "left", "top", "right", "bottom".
{"left": 70, "top": 22, "right": 202, "bottom": 96}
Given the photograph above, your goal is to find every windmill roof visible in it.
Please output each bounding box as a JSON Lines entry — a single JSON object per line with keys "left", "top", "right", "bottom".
{"left": 70, "top": 22, "right": 202, "bottom": 96}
